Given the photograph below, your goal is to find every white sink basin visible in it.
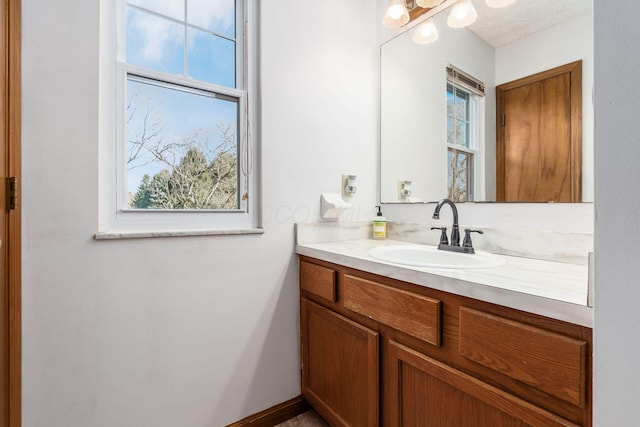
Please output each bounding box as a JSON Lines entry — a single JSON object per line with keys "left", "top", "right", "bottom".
{"left": 368, "top": 245, "right": 505, "bottom": 269}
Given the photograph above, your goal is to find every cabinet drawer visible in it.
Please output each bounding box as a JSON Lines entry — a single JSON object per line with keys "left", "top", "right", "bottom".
{"left": 343, "top": 274, "right": 441, "bottom": 346}
{"left": 459, "top": 307, "right": 587, "bottom": 408}
{"left": 300, "top": 261, "right": 336, "bottom": 302}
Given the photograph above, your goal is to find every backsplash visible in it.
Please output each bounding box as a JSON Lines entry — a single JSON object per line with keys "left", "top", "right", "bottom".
{"left": 296, "top": 221, "right": 593, "bottom": 265}
{"left": 387, "top": 222, "right": 593, "bottom": 265}
{"left": 295, "top": 221, "right": 371, "bottom": 245}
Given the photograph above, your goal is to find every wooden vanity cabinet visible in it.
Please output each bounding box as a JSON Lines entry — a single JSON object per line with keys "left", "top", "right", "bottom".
{"left": 299, "top": 256, "right": 592, "bottom": 427}
{"left": 300, "top": 263, "right": 379, "bottom": 426}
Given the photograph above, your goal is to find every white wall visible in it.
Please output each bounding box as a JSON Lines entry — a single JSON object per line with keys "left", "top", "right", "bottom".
{"left": 22, "top": 1, "right": 377, "bottom": 426}
{"left": 495, "top": 12, "right": 594, "bottom": 202}
{"left": 593, "top": 1, "right": 640, "bottom": 425}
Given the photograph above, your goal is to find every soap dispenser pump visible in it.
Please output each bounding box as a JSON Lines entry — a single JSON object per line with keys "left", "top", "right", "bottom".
{"left": 372, "top": 206, "right": 387, "bottom": 240}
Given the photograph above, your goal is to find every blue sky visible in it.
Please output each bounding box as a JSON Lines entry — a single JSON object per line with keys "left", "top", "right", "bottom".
{"left": 124, "top": 0, "right": 238, "bottom": 196}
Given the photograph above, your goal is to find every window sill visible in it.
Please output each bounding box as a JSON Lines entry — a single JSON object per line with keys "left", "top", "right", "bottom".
{"left": 94, "top": 228, "right": 264, "bottom": 240}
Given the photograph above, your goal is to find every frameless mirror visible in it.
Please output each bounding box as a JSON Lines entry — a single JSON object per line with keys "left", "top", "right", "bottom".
{"left": 380, "top": 0, "right": 593, "bottom": 203}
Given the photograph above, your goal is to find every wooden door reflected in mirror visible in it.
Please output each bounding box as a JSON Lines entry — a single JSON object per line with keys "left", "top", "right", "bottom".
{"left": 496, "top": 61, "right": 582, "bottom": 202}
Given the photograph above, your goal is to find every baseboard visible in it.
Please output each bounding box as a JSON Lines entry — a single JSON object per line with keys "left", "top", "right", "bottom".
{"left": 225, "top": 396, "right": 311, "bottom": 427}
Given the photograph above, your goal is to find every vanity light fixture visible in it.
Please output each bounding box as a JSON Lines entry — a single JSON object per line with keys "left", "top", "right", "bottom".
{"left": 383, "top": 0, "right": 410, "bottom": 28}
{"left": 416, "top": 0, "right": 444, "bottom": 7}
{"left": 412, "top": 18, "right": 439, "bottom": 44}
{"left": 397, "top": 0, "right": 514, "bottom": 44}
{"left": 485, "top": 0, "right": 516, "bottom": 8}
{"left": 447, "top": 0, "right": 478, "bottom": 28}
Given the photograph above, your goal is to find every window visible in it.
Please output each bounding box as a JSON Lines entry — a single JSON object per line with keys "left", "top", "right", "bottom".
{"left": 446, "top": 82, "right": 476, "bottom": 202}
{"left": 123, "top": 0, "right": 243, "bottom": 211}
{"left": 446, "top": 65, "right": 484, "bottom": 203}
{"left": 98, "top": 0, "right": 259, "bottom": 236}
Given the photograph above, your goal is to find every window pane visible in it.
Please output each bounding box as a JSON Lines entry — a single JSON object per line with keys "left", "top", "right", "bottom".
{"left": 188, "top": 27, "right": 236, "bottom": 87}
{"left": 126, "top": 77, "right": 239, "bottom": 210}
{"left": 447, "top": 117, "right": 454, "bottom": 145}
{"left": 448, "top": 149, "right": 471, "bottom": 203}
{"left": 455, "top": 119, "right": 469, "bottom": 148}
{"left": 446, "top": 84, "right": 454, "bottom": 116}
{"left": 128, "top": 0, "right": 185, "bottom": 21}
{"left": 188, "top": 0, "right": 235, "bottom": 38}
{"left": 127, "top": 7, "right": 185, "bottom": 75}
{"left": 455, "top": 90, "right": 469, "bottom": 119}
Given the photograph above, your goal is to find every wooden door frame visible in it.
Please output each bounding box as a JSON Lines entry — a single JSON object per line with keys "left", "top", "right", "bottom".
{"left": 496, "top": 60, "right": 582, "bottom": 202}
{"left": 2, "top": 0, "right": 21, "bottom": 425}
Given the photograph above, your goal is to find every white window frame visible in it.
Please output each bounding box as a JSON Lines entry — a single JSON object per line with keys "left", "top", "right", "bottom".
{"left": 446, "top": 81, "right": 484, "bottom": 202}
{"left": 97, "top": 0, "right": 261, "bottom": 238}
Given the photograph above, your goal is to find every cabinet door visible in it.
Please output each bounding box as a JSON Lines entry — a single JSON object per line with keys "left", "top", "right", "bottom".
{"left": 301, "top": 299, "right": 379, "bottom": 427}
{"left": 387, "top": 340, "right": 580, "bottom": 427}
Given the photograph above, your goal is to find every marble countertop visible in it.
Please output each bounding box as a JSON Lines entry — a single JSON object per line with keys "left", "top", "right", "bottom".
{"left": 296, "top": 239, "right": 592, "bottom": 328}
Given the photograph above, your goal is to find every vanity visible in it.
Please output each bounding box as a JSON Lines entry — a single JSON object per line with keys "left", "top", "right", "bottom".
{"left": 296, "top": 231, "right": 592, "bottom": 427}
{"left": 298, "top": 0, "right": 594, "bottom": 423}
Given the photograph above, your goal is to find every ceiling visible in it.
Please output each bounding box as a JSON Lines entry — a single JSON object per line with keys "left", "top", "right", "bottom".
{"left": 468, "top": 0, "right": 592, "bottom": 47}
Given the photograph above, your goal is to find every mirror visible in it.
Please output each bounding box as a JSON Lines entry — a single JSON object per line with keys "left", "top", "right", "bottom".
{"left": 380, "top": 0, "right": 593, "bottom": 203}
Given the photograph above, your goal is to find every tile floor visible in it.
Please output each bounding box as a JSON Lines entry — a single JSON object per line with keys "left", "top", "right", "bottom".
{"left": 274, "top": 409, "right": 330, "bottom": 427}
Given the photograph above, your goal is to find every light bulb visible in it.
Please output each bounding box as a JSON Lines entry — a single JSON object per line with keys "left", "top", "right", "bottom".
{"left": 412, "top": 18, "right": 439, "bottom": 44}
{"left": 389, "top": 4, "right": 404, "bottom": 19}
{"left": 447, "top": 0, "right": 478, "bottom": 28}
{"left": 486, "top": 0, "right": 515, "bottom": 7}
{"left": 383, "top": 0, "right": 410, "bottom": 28}
{"left": 416, "top": 0, "right": 443, "bottom": 7}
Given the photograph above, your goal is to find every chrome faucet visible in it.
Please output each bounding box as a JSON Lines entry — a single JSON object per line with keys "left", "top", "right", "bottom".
{"left": 431, "top": 198, "right": 483, "bottom": 254}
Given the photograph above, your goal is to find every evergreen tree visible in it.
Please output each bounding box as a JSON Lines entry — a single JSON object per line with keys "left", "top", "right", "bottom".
{"left": 148, "top": 169, "right": 173, "bottom": 208}
{"left": 130, "top": 147, "right": 238, "bottom": 210}
{"left": 131, "top": 174, "right": 152, "bottom": 208}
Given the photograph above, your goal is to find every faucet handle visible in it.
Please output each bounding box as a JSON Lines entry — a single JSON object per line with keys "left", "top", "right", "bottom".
{"left": 462, "top": 228, "right": 483, "bottom": 249}
{"left": 431, "top": 226, "right": 448, "bottom": 245}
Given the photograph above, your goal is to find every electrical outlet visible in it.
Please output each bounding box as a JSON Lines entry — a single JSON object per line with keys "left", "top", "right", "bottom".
{"left": 342, "top": 174, "right": 357, "bottom": 198}
{"left": 398, "top": 180, "right": 412, "bottom": 200}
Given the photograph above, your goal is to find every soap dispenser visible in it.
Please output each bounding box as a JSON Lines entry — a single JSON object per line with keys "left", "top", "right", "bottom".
{"left": 372, "top": 206, "right": 387, "bottom": 240}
